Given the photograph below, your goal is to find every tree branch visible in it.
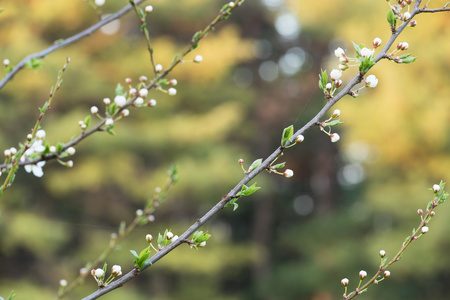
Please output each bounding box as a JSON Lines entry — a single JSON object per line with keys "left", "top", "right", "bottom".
{"left": 0, "top": 0, "right": 145, "bottom": 90}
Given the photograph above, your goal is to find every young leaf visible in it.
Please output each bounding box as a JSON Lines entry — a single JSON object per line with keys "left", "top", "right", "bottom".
{"left": 281, "top": 125, "right": 294, "bottom": 147}
{"left": 272, "top": 162, "right": 286, "bottom": 169}
{"left": 84, "top": 115, "right": 91, "bottom": 128}
{"left": 248, "top": 158, "right": 262, "bottom": 173}
{"left": 387, "top": 9, "right": 397, "bottom": 28}
{"left": 401, "top": 56, "right": 417, "bottom": 64}
{"left": 115, "top": 83, "right": 124, "bottom": 96}
{"left": 324, "top": 119, "right": 343, "bottom": 127}
{"left": 352, "top": 41, "right": 362, "bottom": 57}
{"left": 239, "top": 183, "right": 260, "bottom": 197}
{"left": 129, "top": 250, "right": 139, "bottom": 260}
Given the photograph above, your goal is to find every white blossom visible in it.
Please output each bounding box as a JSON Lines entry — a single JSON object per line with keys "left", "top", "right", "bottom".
{"left": 330, "top": 133, "right": 340, "bottom": 143}
{"left": 155, "top": 64, "right": 163, "bottom": 72}
{"left": 94, "top": 268, "right": 104, "bottom": 278}
{"left": 193, "top": 55, "right": 203, "bottom": 63}
{"left": 59, "top": 279, "right": 67, "bottom": 287}
{"left": 103, "top": 98, "right": 111, "bottom": 105}
{"left": 404, "top": 12, "right": 411, "bottom": 20}
{"left": 114, "top": 95, "right": 127, "bottom": 107}
{"left": 121, "top": 109, "right": 130, "bottom": 117}
{"left": 365, "top": 74, "right": 378, "bottom": 88}
{"left": 359, "top": 270, "right": 367, "bottom": 279}
{"left": 94, "top": 0, "right": 105, "bottom": 6}
{"left": 67, "top": 147, "right": 76, "bottom": 156}
{"left": 139, "top": 89, "right": 148, "bottom": 98}
{"left": 146, "top": 234, "right": 153, "bottom": 243}
{"left": 421, "top": 226, "right": 429, "bottom": 234}
{"left": 341, "top": 278, "right": 349, "bottom": 286}
{"left": 134, "top": 97, "right": 144, "bottom": 106}
{"left": 373, "top": 37, "right": 382, "bottom": 48}
{"left": 283, "top": 169, "right": 294, "bottom": 178}
{"left": 332, "top": 109, "right": 340, "bottom": 118}
{"left": 433, "top": 184, "right": 440, "bottom": 193}
{"left": 105, "top": 118, "right": 114, "bottom": 126}
{"left": 199, "top": 241, "right": 206, "bottom": 247}
{"left": 148, "top": 99, "right": 157, "bottom": 107}
{"left": 360, "top": 47, "right": 375, "bottom": 58}
{"left": 111, "top": 265, "right": 122, "bottom": 276}
{"left": 3, "top": 59, "right": 10, "bottom": 66}
{"left": 168, "top": 88, "right": 177, "bottom": 96}
{"left": 145, "top": 5, "right": 153, "bottom": 13}
{"left": 330, "top": 69, "right": 342, "bottom": 81}
{"left": 166, "top": 231, "right": 174, "bottom": 240}
{"left": 90, "top": 106, "right": 99, "bottom": 114}
{"left": 334, "top": 47, "right": 345, "bottom": 58}
{"left": 24, "top": 161, "right": 46, "bottom": 177}
{"left": 36, "top": 129, "right": 46, "bottom": 140}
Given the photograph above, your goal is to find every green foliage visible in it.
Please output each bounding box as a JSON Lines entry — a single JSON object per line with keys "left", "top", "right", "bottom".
{"left": 130, "top": 246, "right": 152, "bottom": 269}
{"left": 281, "top": 125, "right": 294, "bottom": 147}
{"left": 318, "top": 69, "right": 328, "bottom": 91}
{"left": 387, "top": 8, "right": 396, "bottom": 29}
{"left": 25, "top": 58, "right": 43, "bottom": 70}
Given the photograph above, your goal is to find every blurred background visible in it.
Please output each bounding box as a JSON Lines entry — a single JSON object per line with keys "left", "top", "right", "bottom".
{"left": 0, "top": 0, "right": 449, "bottom": 299}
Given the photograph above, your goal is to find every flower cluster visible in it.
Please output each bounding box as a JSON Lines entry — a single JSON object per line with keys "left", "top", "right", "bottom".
{"left": 318, "top": 109, "right": 343, "bottom": 143}
{"left": 91, "top": 264, "right": 122, "bottom": 287}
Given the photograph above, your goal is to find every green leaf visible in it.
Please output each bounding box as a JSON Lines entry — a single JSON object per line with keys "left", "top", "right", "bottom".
{"left": 324, "top": 119, "right": 343, "bottom": 127}
{"left": 129, "top": 250, "right": 139, "bottom": 259}
{"left": 318, "top": 69, "right": 328, "bottom": 91}
{"left": 115, "top": 83, "right": 124, "bottom": 96}
{"left": 6, "top": 291, "right": 16, "bottom": 300}
{"left": 191, "top": 31, "right": 202, "bottom": 49}
{"left": 387, "top": 9, "right": 397, "bottom": 28}
{"left": 281, "top": 125, "right": 294, "bottom": 147}
{"left": 248, "top": 158, "right": 262, "bottom": 173}
{"left": 157, "top": 79, "right": 169, "bottom": 85}
{"left": 39, "top": 101, "right": 49, "bottom": 113}
{"left": 238, "top": 183, "right": 260, "bottom": 197}
{"left": 107, "top": 126, "right": 116, "bottom": 136}
{"left": 224, "top": 198, "right": 239, "bottom": 211}
{"left": 108, "top": 102, "right": 117, "bottom": 116}
{"left": 192, "top": 231, "right": 211, "bottom": 243}
{"left": 352, "top": 41, "right": 362, "bottom": 57}
{"left": 56, "top": 142, "right": 65, "bottom": 152}
{"left": 272, "top": 162, "right": 286, "bottom": 169}
{"left": 25, "top": 57, "right": 43, "bottom": 70}
{"left": 403, "top": 235, "right": 411, "bottom": 244}
{"left": 84, "top": 115, "right": 91, "bottom": 128}
{"left": 400, "top": 56, "right": 417, "bottom": 64}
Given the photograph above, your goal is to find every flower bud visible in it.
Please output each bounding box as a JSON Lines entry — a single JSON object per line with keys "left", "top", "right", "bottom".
{"left": 384, "top": 270, "right": 391, "bottom": 278}
{"left": 136, "top": 209, "right": 143, "bottom": 216}
{"left": 283, "top": 169, "right": 294, "bottom": 178}
{"left": 103, "top": 98, "right": 111, "bottom": 105}
{"left": 430, "top": 211, "right": 435, "bottom": 217}
{"left": 148, "top": 99, "right": 157, "bottom": 107}
{"left": 228, "top": 2, "right": 235, "bottom": 8}
{"left": 10, "top": 147, "right": 17, "bottom": 155}
{"left": 409, "top": 20, "right": 417, "bottom": 27}
{"left": 105, "top": 118, "right": 114, "bottom": 126}
{"left": 50, "top": 146, "right": 57, "bottom": 153}
{"left": 111, "top": 265, "right": 122, "bottom": 276}
{"left": 325, "top": 83, "right": 332, "bottom": 90}
{"left": 334, "top": 47, "right": 345, "bottom": 58}
{"left": 331, "top": 109, "right": 340, "bottom": 118}
{"left": 27, "top": 134, "right": 33, "bottom": 141}
{"left": 379, "top": 250, "right": 386, "bottom": 258}
{"left": 295, "top": 135, "right": 304, "bottom": 143}
{"left": 139, "top": 89, "right": 148, "bottom": 98}
{"left": 67, "top": 160, "right": 74, "bottom": 168}
{"left": 94, "top": 0, "right": 105, "bottom": 6}
{"left": 147, "top": 215, "right": 155, "bottom": 222}
{"left": 134, "top": 97, "right": 144, "bottom": 106}
{"left": 155, "top": 64, "right": 163, "bottom": 73}
{"left": 94, "top": 268, "right": 104, "bottom": 278}
{"left": 199, "top": 241, "right": 206, "bottom": 247}
{"left": 373, "top": 37, "right": 382, "bottom": 48}
{"left": 114, "top": 95, "right": 126, "bottom": 107}
{"left": 417, "top": 208, "right": 423, "bottom": 215}
{"left": 4, "top": 149, "right": 11, "bottom": 157}
{"left": 90, "top": 106, "right": 99, "bottom": 114}
{"left": 121, "top": 109, "right": 130, "bottom": 117}
{"left": 36, "top": 129, "right": 46, "bottom": 140}
{"left": 365, "top": 74, "right": 378, "bottom": 88}
{"left": 432, "top": 184, "right": 440, "bottom": 193}
{"left": 169, "top": 79, "right": 178, "bottom": 86}
{"left": 129, "top": 88, "right": 137, "bottom": 96}
{"left": 341, "top": 278, "right": 349, "bottom": 286}
{"left": 421, "top": 226, "right": 429, "bottom": 234}
{"left": 59, "top": 279, "right": 68, "bottom": 287}
{"left": 79, "top": 121, "right": 86, "bottom": 128}
{"left": 330, "top": 69, "right": 342, "bottom": 81}
{"left": 146, "top": 234, "right": 153, "bottom": 243}
{"left": 335, "top": 79, "right": 343, "bottom": 88}
{"left": 330, "top": 133, "right": 340, "bottom": 143}
{"left": 145, "top": 5, "right": 153, "bottom": 13}
{"left": 67, "top": 147, "right": 76, "bottom": 156}
{"left": 168, "top": 88, "right": 177, "bottom": 96}
{"left": 238, "top": 158, "right": 244, "bottom": 165}
{"left": 403, "top": 12, "right": 411, "bottom": 20}
{"left": 139, "top": 75, "right": 148, "bottom": 82}
{"left": 193, "top": 55, "right": 203, "bottom": 63}
{"left": 3, "top": 59, "right": 10, "bottom": 66}
{"left": 166, "top": 231, "right": 174, "bottom": 240}
{"left": 125, "top": 78, "right": 132, "bottom": 85}
{"left": 80, "top": 268, "right": 89, "bottom": 276}
{"left": 359, "top": 270, "right": 367, "bottom": 280}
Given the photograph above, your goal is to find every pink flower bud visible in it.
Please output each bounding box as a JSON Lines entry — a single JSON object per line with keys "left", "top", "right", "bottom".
{"left": 432, "top": 184, "right": 440, "bottom": 193}
{"left": 146, "top": 234, "right": 153, "bottom": 243}
{"left": 384, "top": 270, "right": 390, "bottom": 278}
{"left": 125, "top": 78, "right": 132, "bottom": 85}
{"left": 341, "top": 278, "right": 349, "bottom": 286}
{"left": 410, "top": 20, "right": 417, "bottom": 27}
{"left": 373, "top": 37, "right": 382, "bottom": 48}
{"left": 295, "top": 135, "right": 304, "bottom": 143}
{"left": 238, "top": 158, "right": 244, "bottom": 165}
{"left": 283, "top": 169, "right": 294, "bottom": 178}
{"left": 359, "top": 270, "right": 367, "bottom": 280}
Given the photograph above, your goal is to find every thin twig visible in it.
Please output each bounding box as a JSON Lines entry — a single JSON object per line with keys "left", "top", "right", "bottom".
{"left": 0, "top": 0, "right": 145, "bottom": 90}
